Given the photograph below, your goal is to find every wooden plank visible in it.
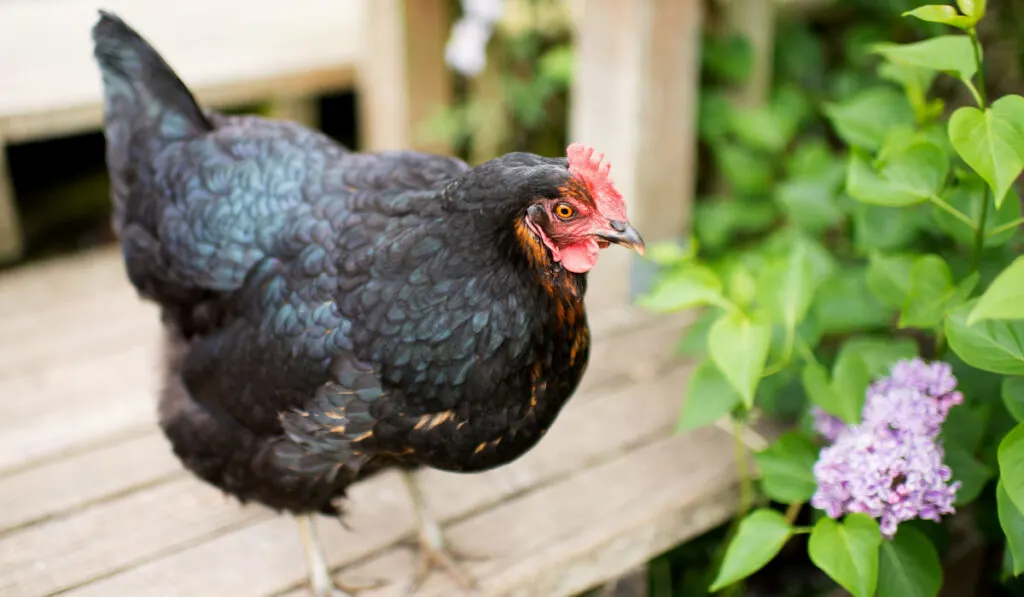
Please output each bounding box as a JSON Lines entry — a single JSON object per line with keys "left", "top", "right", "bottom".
{"left": 569, "top": 0, "right": 703, "bottom": 304}
{"left": 0, "top": 478, "right": 269, "bottom": 597}
{"left": 0, "top": 0, "right": 366, "bottom": 143}
{"left": 1, "top": 67, "right": 356, "bottom": 145}
{"left": 357, "top": 0, "right": 452, "bottom": 154}
{"left": 285, "top": 428, "right": 737, "bottom": 597}
{"left": 0, "top": 337, "right": 160, "bottom": 475}
{"left": 0, "top": 137, "right": 21, "bottom": 264}
{"left": 53, "top": 364, "right": 696, "bottom": 597}
{"left": 0, "top": 430, "right": 180, "bottom": 532}
{"left": 0, "top": 246, "right": 125, "bottom": 313}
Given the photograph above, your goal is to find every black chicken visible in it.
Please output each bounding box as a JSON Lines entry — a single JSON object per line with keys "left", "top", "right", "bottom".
{"left": 91, "top": 11, "right": 644, "bottom": 596}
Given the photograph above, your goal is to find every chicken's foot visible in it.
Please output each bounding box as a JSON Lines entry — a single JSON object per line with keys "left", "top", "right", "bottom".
{"left": 295, "top": 514, "right": 384, "bottom": 597}
{"left": 400, "top": 470, "right": 482, "bottom": 596}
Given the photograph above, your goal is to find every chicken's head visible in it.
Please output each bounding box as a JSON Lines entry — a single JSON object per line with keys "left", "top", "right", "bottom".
{"left": 521, "top": 143, "right": 645, "bottom": 274}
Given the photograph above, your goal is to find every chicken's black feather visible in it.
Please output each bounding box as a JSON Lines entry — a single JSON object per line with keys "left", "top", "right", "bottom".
{"left": 93, "top": 11, "right": 590, "bottom": 514}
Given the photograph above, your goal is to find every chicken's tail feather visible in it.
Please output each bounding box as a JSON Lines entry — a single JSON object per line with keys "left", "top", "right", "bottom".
{"left": 91, "top": 10, "right": 212, "bottom": 140}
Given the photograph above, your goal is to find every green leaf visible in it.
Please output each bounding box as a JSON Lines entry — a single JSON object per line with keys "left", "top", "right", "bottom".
{"left": 709, "top": 508, "right": 792, "bottom": 591}
{"left": 831, "top": 347, "right": 872, "bottom": 425}
{"left": 900, "top": 255, "right": 976, "bottom": 329}
{"left": 639, "top": 264, "right": 725, "bottom": 313}
{"left": 757, "top": 242, "right": 820, "bottom": 332}
{"left": 946, "top": 300, "right": 1024, "bottom": 375}
{"left": 853, "top": 204, "right": 927, "bottom": 252}
{"left": 725, "top": 262, "right": 758, "bottom": 310}
{"left": 824, "top": 87, "right": 915, "bottom": 151}
{"left": 717, "top": 142, "right": 775, "bottom": 196}
{"left": 1003, "top": 377, "right": 1024, "bottom": 423}
{"left": 808, "top": 514, "right": 882, "bottom": 597}
{"left": 675, "top": 309, "right": 716, "bottom": 358}
{"left": 699, "top": 91, "right": 733, "bottom": 143}
{"left": 944, "top": 447, "right": 992, "bottom": 505}
{"left": 969, "top": 257, "right": 1024, "bottom": 324}
{"left": 877, "top": 526, "right": 942, "bottom": 597}
{"left": 867, "top": 253, "right": 917, "bottom": 309}
{"left": 933, "top": 175, "right": 1021, "bottom": 248}
{"left": 755, "top": 432, "right": 819, "bottom": 503}
{"left": 948, "top": 96, "right": 1024, "bottom": 208}
{"left": 957, "top": 0, "right": 986, "bottom": 21}
{"left": 644, "top": 237, "right": 698, "bottom": 267}
{"left": 941, "top": 404, "right": 990, "bottom": 454}
{"left": 998, "top": 423, "right": 1024, "bottom": 513}
{"left": 814, "top": 338, "right": 919, "bottom": 424}
{"left": 841, "top": 337, "right": 920, "bottom": 378}
{"left": 708, "top": 312, "right": 772, "bottom": 409}
{"left": 678, "top": 360, "right": 742, "bottom": 431}
{"left": 846, "top": 142, "right": 948, "bottom": 207}
{"left": 872, "top": 36, "right": 978, "bottom": 83}
{"left": 812, "top": 268, "right": 893, "bottom": 335}
{"left": 997, "top": 480, "right": 1024, "bottom": 576}
{"left": 902, "top": 5, "right": 976, "bottom": 30}
{"left": 694, "top": 198, "right": 777, "bottom": 251}
{"left": 775, "top": 180, "right": 844, "bottom": 232}
{"left": 731, "top": 104, "right": 797, "bottom": 153}
{"left": 702, "top": 32, "right": 752, "bottom": 85}
{"left": 803, "top": 361, "right": 852, "bottom": 422}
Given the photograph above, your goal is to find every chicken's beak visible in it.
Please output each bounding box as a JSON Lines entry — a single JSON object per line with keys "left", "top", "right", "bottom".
{"left": 598, "top": 220, "right": 646, "bottom": 256}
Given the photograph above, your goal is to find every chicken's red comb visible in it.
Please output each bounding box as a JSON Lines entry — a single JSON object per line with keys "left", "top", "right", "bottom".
{"left": 566, "top": 143, "right": 626, "bottom": 219}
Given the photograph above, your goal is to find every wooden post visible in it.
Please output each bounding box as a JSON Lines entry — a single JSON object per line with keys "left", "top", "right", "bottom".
{"left": 569, "top": 0, "right": 703, "bottom": 309}
{"left": 0, "top": 136, "right": 22, "bottom": 264}
{"left": 357, "top": 0, "right": 453, "bottom": 154}
{"left": 724, "top": 0, "right": 777, "bottom": 107}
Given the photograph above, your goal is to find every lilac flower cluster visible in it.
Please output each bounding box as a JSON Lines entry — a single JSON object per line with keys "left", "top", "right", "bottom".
{"left": 810, "top": 358, "right": 964, "bottom": 538}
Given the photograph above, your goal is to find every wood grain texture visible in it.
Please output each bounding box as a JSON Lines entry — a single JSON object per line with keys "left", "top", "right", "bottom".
{"left": 0, "top": 0, "right": 365, "bottom": 143}
{"left": 357, "top": 0, "right": 452, "bottom": 154}
{"left": 0, "top": 430, "right": 180, "bottom": 532}
{"left": 569, "top": 0, "right": 703, "bottom": 304}
{"left": 281, "top": 428, "right": 737, "bottom": 597}
{"left": 36, "top": 364, "right": 694, "bottom": 597}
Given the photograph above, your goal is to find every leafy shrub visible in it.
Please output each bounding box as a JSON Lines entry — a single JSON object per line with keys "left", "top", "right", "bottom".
{"left": 643, "top": 2, "right": 1024, "bottom": 595}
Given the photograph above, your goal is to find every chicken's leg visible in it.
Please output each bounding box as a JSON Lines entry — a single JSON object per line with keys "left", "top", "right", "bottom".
{"left": 400, "top": 470, "right": 480, "bottom": 596}
{"left": 295, "top": 514, "right": 360, "bottom": 597}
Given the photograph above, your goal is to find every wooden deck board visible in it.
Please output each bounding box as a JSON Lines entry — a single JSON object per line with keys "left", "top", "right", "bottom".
{"left": 0, "top": 247, "right": 737, "bottom": 597}
{"left": 0, "top": 0, "right": 366, "bottom": 143}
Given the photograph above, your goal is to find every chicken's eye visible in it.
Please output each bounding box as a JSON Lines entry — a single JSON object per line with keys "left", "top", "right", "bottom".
{"left": 554, "top": 203, "right": 576, "bottom": 220}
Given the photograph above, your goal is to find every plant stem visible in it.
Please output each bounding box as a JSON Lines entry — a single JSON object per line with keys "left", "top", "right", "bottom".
{"left": 969, "top": 27, "right": 990, "bottom": 272}
{"left": 986, "top": 217, "right": 1024, "bottom": 238}
{"left": 972, "top": 190, "right": 991, "bottom": 272}
{"left": 733, "top": 417, "right": 753, "bottom": 518}
{"left": 929, "top": 195, "right": 977, "bottom": 230}
{"left": 784, "top": 501, "right": 803, "bottom": 524}
{"left": 969, "top": 28, "right": 987, "bottom": 108}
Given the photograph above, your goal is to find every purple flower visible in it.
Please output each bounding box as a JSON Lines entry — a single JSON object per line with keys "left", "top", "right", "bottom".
{"left": 809, "top": 358, "right": 962, "bottom": 538}
{"left": 811, "top": 407, "right": 847, "bottom": 443}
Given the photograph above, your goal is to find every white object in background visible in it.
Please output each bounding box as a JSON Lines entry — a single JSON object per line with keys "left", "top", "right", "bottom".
{"left": 444, "top": 0, "right": 504, "bottom": 76}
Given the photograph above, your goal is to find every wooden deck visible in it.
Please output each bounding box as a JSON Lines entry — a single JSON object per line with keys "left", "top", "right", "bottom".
{"left": 0, "top": 247, "right": 740, "bottom": 597}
